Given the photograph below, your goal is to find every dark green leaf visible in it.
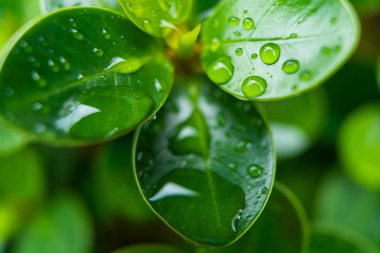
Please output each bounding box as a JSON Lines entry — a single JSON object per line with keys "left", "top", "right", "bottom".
{"left": 191, "top": 0, "right": 220, "bottom": 23}
{"left": 113, "top": 243, "right": 184, "bottom": 253}
{"left": 12, "top": 194, "right": 93, "bottom": 253}
{"left": 118, "top": 0, "right": 193, "bottom": 38}
{"left": 349, "top": 0, "right": 380, "bottom": 16}
{"left": 200, "top": 182, "right": 309, "bottom": 253}
{"left": 134, "top": 78, "right": 275, "bottom": 247}
{"left": 201, "top": 0, "right": 360, "bottom": 101}
{"left": 0, "top": 7, "right": 173, "bottom": 145}
{"left": 377, "top": 55, "right": 380, "bottom": 91}
{"left": 0, "top": 119, "right": 30, "bottom": 157}
{"left": 310, "top": 223, "right": 379, "bottom": 253}
{"left": 338, "top": 103, "right": 380, "bottom": 190}
{"left": 314, "top": 172, "right": 380, "bottom": 248}
{"left": 40, "top": 0, "right": 120, "bottom": 12}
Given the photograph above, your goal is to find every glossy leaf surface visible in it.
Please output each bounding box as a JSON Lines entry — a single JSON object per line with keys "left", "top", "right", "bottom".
{"left": 40, "top": 0, "right": 119, "bottom": 12}
{"left": 0, "top": 119, "right": 29, "bottom": 157}
{"left": 0, "top": 7, "right": 173, "bottom": 145}
{"left": 118, "top": 0, "right": 193, "bottom": 38}
{"left": 113, "top": 244, "right": 183, "bottom": 253}
{"left": 201, "top": 0, "right": 360, "bottom": 101}
{"left": 338, "top": 103, "right": 380, "bottom": 190}
{"left": 12, "top": 194, "right": 93, "bottom": 253}
{"left": 134, "top": 78, "right": 275, "bottom": 246}
{"left": 314, "top": 172, "right": 380, "bottom": 247}
{"left": 201, "top": 183, "right": 309, "bottom": 253}
{"left": 310, "top": 223, "right": 379, "bottom": 253}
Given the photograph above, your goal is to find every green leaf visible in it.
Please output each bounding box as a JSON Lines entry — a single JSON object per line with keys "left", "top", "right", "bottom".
{"left": 91, "top": 135, "right": 155, "bottom": 223}
{"left": 133, "top": 78, "right": 275, "bottom": 247}
{"left": 310, "top": 223, "right": 379, "bottom": 253}
{"left": 338, "top": 103, "right": 380, "bottom": 190}
{"left": 0, "top": 119, "right": 30, "bottom": 157}
{"left": 40, "top": 0, "right": 119, "bottom": 13}
{"left": 12, "top": 194, "right": 93, "bottom": 253}
{"left": 314, "top": 172, "right": 380, "bottom": 248}
{"left": 349, "top": 0, "right": 380, "bottom": 16}
{"left": 257, "top": 88, "right": 328, "bottom": 159}
{"left": 0, "top": 7, "right": 173, "bottom": 145}
{"left": 377, "top": 55, "right": 380, "bottom": 91}
{"left": 201, "top": 0, "right": 360, "bottom": 101}
{"left": 199, "top": 183, "right": 309, "bottom": 253}
{"left": 113, "top": 243, "right": 184, "bottom": 253}
{"left": 118, "top": 0, "right": 193, "bottom": 38}
{"left": 191, "top": 0, "right": 220, "bottom": 23}
{"left": 0, "top": 148, "right": 45, "bottom": 241}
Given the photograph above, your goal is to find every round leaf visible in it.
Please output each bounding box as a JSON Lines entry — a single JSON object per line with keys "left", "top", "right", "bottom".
{"left": 113, "top": 244, "right": 184, "bottom": 253}
{"left": 0, "top": 119, "right": 30, "bottom": 157}
{"left": 134, "top": 78, "right": 275, "bottom": 247}
{"left": 201, "top": 0, "right": 360, "bottom": 101}
{"left": 40, "top": 0, "right": 120, "bottom": 12}
{"left": 118, "top": 0, "right": 193, "bottom": 38}
{"left": 338, "top": 103, "right": 380, "bottom": 190}
{"left": 0, "top": 7, "right": 173, "bottom": 145}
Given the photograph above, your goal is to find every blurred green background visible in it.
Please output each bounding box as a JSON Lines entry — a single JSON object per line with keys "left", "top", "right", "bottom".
{"left": 0, "top": 0, "right": 380, "bottom": 252}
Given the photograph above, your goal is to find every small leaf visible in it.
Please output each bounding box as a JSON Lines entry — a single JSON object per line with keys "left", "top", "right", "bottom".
{"left": 118, "top": 0, "right": 193, "bottom": 38}
{"left": 0, "top": 7, "right": 173, "bottom": 145}
{"left": 12, "top": 194, "right": 93, "bottom": 253}
{"left": 134, "top": 78, "right": 275, "bottom": 246}
{"left": 338, "top": 103, "right": 380, "bottom": 190}
{"left": 40, "top": 0, "right": 120, "bottom": 12}
{"left": 310, "top": 223, "right": 379, "bottom": 253}
{"left": 0, "top": 119, "right": 30, "bottom": 157}
{"left": 200, "top": 183, "right": 309, "bottom": 253}
{"left": 113, "top": 243, "right": 184, "bottom": 253}
{"left": 201, "top": 0, "right": 360, "bottom": 101}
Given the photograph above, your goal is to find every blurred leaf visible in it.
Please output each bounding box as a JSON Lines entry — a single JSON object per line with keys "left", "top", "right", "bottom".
{"left": 134, "top": 78, "right": 275, "bottom": 247}
{"left": 310, "top": 223, "right": 379, "bottom": 253}
{"left": 377, "top": 55, "right": 380, "bottom": 91}
{"left": 200, "top": 183, "right": 309, "bottom": 253}
{"left": 314, "top": 172, "right": 380, "bottom": 248}
{"left": 257, "top": 88, "right": 328, "bottom": 159}
{"left": 40, "top": 0, "right": 119, "bottom": 12}
{"left": 201, "top": 0, "right": 360, "bottom": 101}
{"left": 191, "top": 0, "right": 220, "bottom": 23}
{"left": 91, "top": 135, "right": 155, "bottom": 223}
{"left": 0, "top": 7, "right": 173, "bottom": 145}
{"left": 0, "top": 148, "right": 45, "bottom": 241}
{"left": 0, "top": 119, "right": 30, "bottom": 157}
{"left": 338, "top": 103, "right": 380, "bottom": 190}
{"left": 113, "top": 243, "right": 184, "bottom": 253}
{"left": 118, "top": 0, "right": 193, "bottom": 38}
{"left": 349, "top": 0, "right": 380, "bottom": 16}
{"left": 12, "top": 194, "right": 93, "bottom": 253}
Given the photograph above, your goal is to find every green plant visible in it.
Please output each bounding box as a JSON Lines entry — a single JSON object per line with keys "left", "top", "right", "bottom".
{"left": 1, "top": 0, "right": 379, "bottom": 252}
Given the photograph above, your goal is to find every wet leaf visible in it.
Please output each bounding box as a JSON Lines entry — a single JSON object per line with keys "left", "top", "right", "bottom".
{"left": 201, "top": 0, "right": 360, "bottom": 101}
{"left": 134, "top": 78, "right": 275, "bottom": 246}
{"left": 113, "top": 243, "right": 184, "bottom": 253}
{"left": 0, "top": 7, "right": 173, "bottom": 145}
{"left": 40, "top": 0, "right": 119, "bottom": 12}
{"left": 118, "top": 0, "right": 193, "bottom": 38}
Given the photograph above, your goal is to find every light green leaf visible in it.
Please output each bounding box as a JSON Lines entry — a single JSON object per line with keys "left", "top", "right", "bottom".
{"left": 118, "top": 0, "right": 193, "bottom": 38}
{"left": 310, "top": 223, "right": 379, "bottom": 253}
{"left": 12, "top": 194, "right": 93, "bottom": 253}
{"left": 201, "top": 0, "right": 360, "bottom": 101}
{"left": 113, "top": 243, "right": 184, "bottom": 253}
{"left": 40, "top": 0, "right": 119, "bottom": 13}
{"left": 257, "top": 88, "right": 328, "bottom": 159}
{"left": 133, "top": 78, "right": 275, "bottom": 247}
{"left": 0, "top": 119, "right": 30, "bottom": 157}
{"left": 200, "top": 183, "right": 309, "bottom": 253}
{"left": 338, "top": 103, "right": 380, "bottom": 190}
{"left": 0, "top": 7, "right": 173, "bottom": 145}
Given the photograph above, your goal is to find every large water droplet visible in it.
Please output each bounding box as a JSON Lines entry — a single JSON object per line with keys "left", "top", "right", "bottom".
{"left": 247, "top": 165, "right": 263, "bottom": 178}
{"left": 282, "top": 59, "right": 300, "bottom": 74}
{"left": 260, "top": 43, "right": 281, "bottom": 65}
{"left": 242, "top": 17, "right": 254, "bottom": 30}
{"left": 206, "top": 57, "right": 234, "bottom": 85}
{"left": 235, "top": 48, "right": 243, "bottom": 56}
{"left": 242, "top": 76, "right": 267, "bottom": 98}
{"left": 228, "top": 17, "right": 240, "bottom": 27}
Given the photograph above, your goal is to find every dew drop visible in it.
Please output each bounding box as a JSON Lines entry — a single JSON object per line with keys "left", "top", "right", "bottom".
{"left": 70, "top": 29, "right": 84, "bottom": 40}
{"left": 234, "top": 140, "right": 251, "bottom": 153}
{"left": 234, "top": 31, "right": 242, "bottom": 38}
{"left": 260, "top": 43, "right": 281, "bottom": 65}
{"left": 143, "top": 19, "right": 153, "bottom": 32}
{"left": 228, "top": 17, "right": 240, "bottom": 27}
{"left": 282, "top": 59, "right": 300, "bottom": 74}
{"left": 330, "top": 17, "right": 337, "bottom": 24}
{"left": 242, "top": 76, "right": 267, "bottom": 98}
{"left": 242, "top": 17, "right": 254, "bottom": 30}
{"left": 32, "top": 102, "right": 43, "bottom": 111}
{"left": 300, "top": 71, "right": 312, "bottom": 82}
{"left": 92, "top": 48, "right": 104, "bottom": 57}
{"left": 247, "top": 165, "right": 263, "bottom": 179}
{"left": 102, "top": 28, "right": 111, "bottom": 39}
{"left": 125, "top": 1, "right": 134, "bottom": 12}
{"left": 261, "top": 187, "right": 269, "bottom": 195}
{"left": 243, "top": 9, "right": 248, "bottom": 14}
{"left": 235, "top": 48, "right": 243, "bottom": 56}
{"left": 210, "top": 38, "right": 221, "bottom": 52}
{"left": 289, "top": 33, "right": 298, "bottom": 38}
{"left": 206, "top": 57, "right": 234, "bottom": 85}
{"left": 250, "top": 53, "right": 258, "bottom": 60}
{"left": 321, "top": 47, "right": 331, "bottom": 55}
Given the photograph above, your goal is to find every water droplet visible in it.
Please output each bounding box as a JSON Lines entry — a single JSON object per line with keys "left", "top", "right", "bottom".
{"left": 231, "top": 209, "right": 243, "bottom": 232}
{"left": 143, "top": 19, "right": 153, "bottom": 32}
{"left": 289, "top": 33, "right": 298, "bottom": 38}
{"left": 321, "top": 47, "right": 330, "bottom": 55}
{"left": 92, "top": 48, "right": 104, "bottom": 57}
{"left": 242, "top": 17, "right": 254, "bottom": 30}
{"left": 261, "top": 187, "right": 269, "bottom": 194}
{"left": 330, "top": 17, "right": 337, "bottom": 24}
{"left": 59, "top": 56, "right": 71, "bottom": 70}
{"left": 102, "top": 28, "right": 111, "bottom": 39}
{"left": 282, "top": 59, "right": 300, "bottom": 74}
{"left": 228, "top": 17, "right": 240, "bottom": 27}
{"left": 206, "top": 57, "right": 234, "bottom": 85}
{"left": 234, "top": 140, "right": 251, "bottom": 153}
{"left": 28, "top": 56, "right": 36, "bottom": 62}
{"left": 70, "top": 29, "right": 84, "bottom": 40}
{"left": 243, "top": 9, "right": 248, "bottom": 14}
{"left": 34, "top": 123, "right": 46, "bottom": 133}
{"left": 125, "top": 1, "right": 134, "bottom": 11}
{"left": 210, "top": 38, "right": 221, "bottom": 52}
{"left": 68, "top": 18, "right": 77, "bottom": 27}
{"left": 260, "top": 43, "right": 281, "bottom": 65}
{"left": 228, "top": 163, "right": 237, "bottom": 172}
{"left": 242, "top": 76, "right": 267, "bottom": 98}
{"left": 32, "top": 102, "right": 43, "bottom": 111}
{"left": 234, "top": 31, "right": 242, "bottom": 38}
{"left": 235, "top": 48, "right": 243, "bottom": 56}
{"left": 48, "top": 59, "right": 59, "bottom": 73}
{"left": 251, "top": 53, "right": 258, "bottom": 60}
{"left": 247, "top": 165, "right": 263, "bottom": 178}
{"left": 300, "top": 71, "right": 312, "bottom": 82}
